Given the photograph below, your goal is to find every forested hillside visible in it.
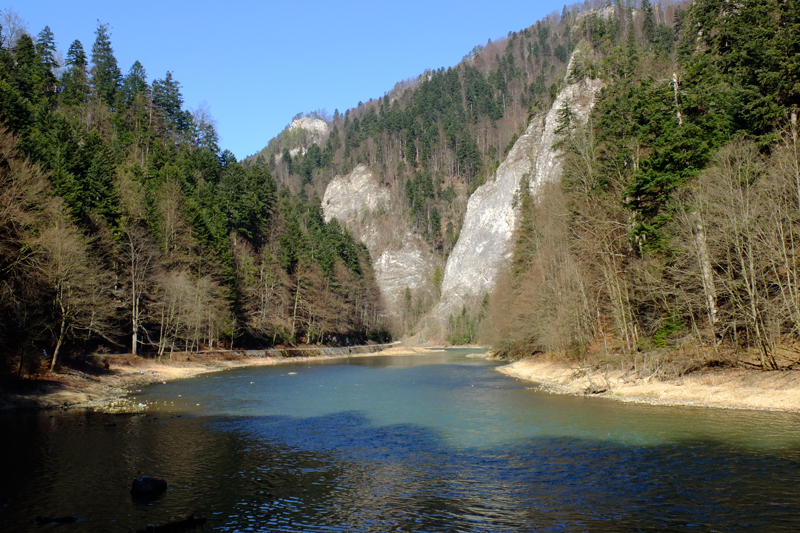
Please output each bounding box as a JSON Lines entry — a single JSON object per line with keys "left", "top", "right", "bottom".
{"left": 252, "top": 7, "right": 587, "bottom": 256}
{"left": 3, "top": 0, "right": 798, "bottom": 377}
{"left": 485, "top": 0, "right": 800, "bottom": 372}
{"left": 0, "top": 18, "right": 386, "bottom": 375}
{"left": 249, "top": 1, "right": 639, "bottom": 336}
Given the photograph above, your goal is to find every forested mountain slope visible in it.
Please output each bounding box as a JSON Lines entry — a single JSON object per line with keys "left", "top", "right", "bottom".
{"left": 252, "top": 1, "right": 645, "bottom": 337}
{"left": 484, "top": 0, "right": 800, "bottom": 373}
{"left": 0, "top": 19, "right": 387, "bottom": 375}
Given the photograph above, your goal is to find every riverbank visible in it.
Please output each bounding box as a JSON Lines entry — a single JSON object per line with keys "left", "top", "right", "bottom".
{"left": 497, "top": 356, "right": 800, "bottom": 411}
{"left": 0, "top": 346, "right": 440, "bottom": 413}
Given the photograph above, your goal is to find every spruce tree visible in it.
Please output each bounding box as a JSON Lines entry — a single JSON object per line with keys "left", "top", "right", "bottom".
{"left": 35, "top": 26, "right": 57, "bottom": 73}
{"left": 90, "top": 22, "right": 121, "bottom": 106}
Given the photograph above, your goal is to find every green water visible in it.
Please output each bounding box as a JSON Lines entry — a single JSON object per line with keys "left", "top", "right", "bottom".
{"left": 2, "top": 349, "right": 800, "bottom": 531}
{"left": 138, "top": 350, "right": 800, "bottom": 450}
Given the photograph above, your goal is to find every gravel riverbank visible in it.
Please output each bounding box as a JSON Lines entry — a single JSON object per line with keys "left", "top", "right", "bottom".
{"left": 497, "top": 356, "right": 800, "bottom": 411}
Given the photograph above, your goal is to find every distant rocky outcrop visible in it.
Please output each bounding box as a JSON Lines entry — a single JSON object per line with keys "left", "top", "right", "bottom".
{"left": 322, "top": 165, "right": 436, "bottom": 318}
{"left": 270, "top": 117, "right": 330, "bottom": 164}
{"left": 290, "top": 117, "right": 329, "bottom": 143}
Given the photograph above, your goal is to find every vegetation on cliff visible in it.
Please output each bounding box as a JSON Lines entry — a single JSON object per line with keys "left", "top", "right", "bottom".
{"left": 485, "top": 0, "right": 800, "bottom": 373}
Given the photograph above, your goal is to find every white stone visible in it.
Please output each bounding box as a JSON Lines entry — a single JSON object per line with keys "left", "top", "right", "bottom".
{"left": 323, "top": 165, "right": 435, "bottom": 317}
{"left": 290, "top": 117, "right": 329, "bottom": 140}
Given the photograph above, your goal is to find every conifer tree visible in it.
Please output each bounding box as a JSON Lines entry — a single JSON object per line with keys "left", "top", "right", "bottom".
{"left": 35, "top": 26, "right": 57, "bottom": 74}
{"left": 61, "top": 40, "right": 89, "bottom": 107}
{"left": 90, "top": 22, "right": 121, "bottom": 106}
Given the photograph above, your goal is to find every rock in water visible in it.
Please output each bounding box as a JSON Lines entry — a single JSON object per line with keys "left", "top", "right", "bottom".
{"left": 130, "top": 475, "right": 168, "bottom": 497}
{"left": 34, "top": 516, "right": 77, "bottom": 524}
{"left": 136, "top": 513, "right": 207, "bottom": 533}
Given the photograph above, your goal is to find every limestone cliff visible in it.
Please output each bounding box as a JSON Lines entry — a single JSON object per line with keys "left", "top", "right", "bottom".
{"left": 322, "top": 165, "right": 436, "bottom": 319}
{"left": 322, "top": 76, "right": 601, "bottom": 335}
{"left": 290, "top": 117, "right": 329, "bottom": 143}
{"left": 429, "top": 76, "right": 604, "bottom": 334}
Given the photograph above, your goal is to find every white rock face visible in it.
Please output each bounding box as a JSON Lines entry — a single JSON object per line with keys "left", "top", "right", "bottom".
{"left": 432, "top": 75, "right": 603, "bottom": 322}
{"left": 290, "top": 117, "right": 329, "bottom": 142}
{"left": 532, "top": 77, "right": 604, "bottom": 194}
{"left": 323, "top": 165, "right": 435, "bottom": 316}
{"left": 372, "top": 238, "right": 434, "bottom": 312}
{"left": 323, "top": 165, "right": 391, "bottom": 227}
{"left": 433, "top": 118, "right": 543, "bottom": 319}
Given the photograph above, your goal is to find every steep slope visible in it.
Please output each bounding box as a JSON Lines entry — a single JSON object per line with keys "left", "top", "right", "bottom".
{"left": 322, "top": 165, "right": 436, "bottom": 321}
{"left": 429, "top": 74, "right": 603, "bottom": 335}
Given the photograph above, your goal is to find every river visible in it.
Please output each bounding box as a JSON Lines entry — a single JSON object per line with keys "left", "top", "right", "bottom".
{"left": 2, "top": 349, "right": 800, "bottom": 531}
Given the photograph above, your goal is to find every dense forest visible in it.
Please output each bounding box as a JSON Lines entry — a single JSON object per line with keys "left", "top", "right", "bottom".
{"left": 257, "top": 0, "right": 800, "bottom": 372}
{"left": 483, "top": 0, "right": 800, "bottom": 373}
{"left": 2, "top": 0, "right": 799, "bottom": 377}
{"left": 0, "top": 15, "right": 387, "bottom": 375}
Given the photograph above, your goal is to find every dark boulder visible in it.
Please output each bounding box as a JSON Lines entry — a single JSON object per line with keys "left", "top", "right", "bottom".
{"left": 130, "top": 476, "right": 168, "bottom": 497}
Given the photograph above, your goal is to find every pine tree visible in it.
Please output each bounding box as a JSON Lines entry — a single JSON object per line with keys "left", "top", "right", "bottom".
{"left": 90, "top": 22, "right": 121, "bottom": 106}
{"left": 67, "top": 39, "right": 87, "bottom": 69}
{"left": 60, "top": 40, "right": 89, "bottom": 107}
{"left": 35, "top": 26, "right": 57, "bottom": 74}
{"left": 152, "top": 71, "right": 189, "bottom": 134}
{"left": 119, "top": 60, "right": 147, "bottom": 108}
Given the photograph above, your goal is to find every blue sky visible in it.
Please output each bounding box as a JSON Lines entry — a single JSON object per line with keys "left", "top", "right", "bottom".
{"left": 7, "top": 1, "right": 565, "bottom": 160}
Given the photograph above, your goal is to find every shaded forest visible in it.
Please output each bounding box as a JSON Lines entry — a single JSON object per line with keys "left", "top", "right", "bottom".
{"left": 0, "top": 16, "right": 387, "bottom": 375}
{"left": 483, "top": 0, "right": 800, "bottom": 373}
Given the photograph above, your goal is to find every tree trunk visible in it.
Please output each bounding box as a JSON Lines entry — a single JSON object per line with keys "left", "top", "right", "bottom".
{"left": 692, "top": 212, "right": 719, "bottom": 340}
{"left": 50, "top": 312, "right": 66, "bottom": 371}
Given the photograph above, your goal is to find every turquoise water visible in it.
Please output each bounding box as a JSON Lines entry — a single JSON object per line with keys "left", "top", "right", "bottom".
{"left": 2, "top": 349, "right": 800, "bottom": 531}
{"left": 138, "top": 350, "right": 800, "bottom": 450}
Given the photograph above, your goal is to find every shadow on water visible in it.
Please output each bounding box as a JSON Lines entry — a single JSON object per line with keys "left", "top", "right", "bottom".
{"left": 2, "top": 409, "right": 800, "bottom": 532}
{"left": 3, "top": 350, "right": 800, "bottom": 531}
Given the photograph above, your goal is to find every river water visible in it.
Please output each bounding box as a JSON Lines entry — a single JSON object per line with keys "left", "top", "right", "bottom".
{"left": 2, "top": 349, "right": 800, "bottom": 531}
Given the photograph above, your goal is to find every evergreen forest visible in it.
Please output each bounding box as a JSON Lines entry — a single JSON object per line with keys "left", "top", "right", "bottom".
{"left": 2, "top": 0, "right": 800, "bottom": 377}
{"left": 483, "top": 0, "right": 800, "bottom": 374}
{"left": 0, "top": 18, "right": 386, "bottom": 375}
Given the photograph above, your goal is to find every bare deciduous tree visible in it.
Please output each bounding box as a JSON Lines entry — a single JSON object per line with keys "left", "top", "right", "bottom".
{"left": 36, "top": 222, "right": 114, "bottom": 370}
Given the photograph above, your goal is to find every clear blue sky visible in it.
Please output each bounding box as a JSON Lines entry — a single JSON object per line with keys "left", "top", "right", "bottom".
{"left": 7, "top": 0, "right": 565, "bottom": 160}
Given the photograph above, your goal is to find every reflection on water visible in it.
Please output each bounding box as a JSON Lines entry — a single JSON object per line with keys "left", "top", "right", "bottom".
{"left": 2, "top": 350, "right": 800, "bottom": 531}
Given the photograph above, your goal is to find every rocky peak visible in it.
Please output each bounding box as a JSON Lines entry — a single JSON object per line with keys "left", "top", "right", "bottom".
{"left": 290, "top": 117, "right": 329, "bottom": 143}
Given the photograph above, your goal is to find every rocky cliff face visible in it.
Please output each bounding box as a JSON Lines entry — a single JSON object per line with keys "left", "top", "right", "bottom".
{"left": 429, "top": 76, "right": 603, "bottom": 331}
{"left": 290, "top": 117, "right": 329, "bottom": 142}
{"left": 322, "top": 165, "right": 436, "bottom": 319}
{"left": 322, "top": 73, "right": 602, "bottom": 339}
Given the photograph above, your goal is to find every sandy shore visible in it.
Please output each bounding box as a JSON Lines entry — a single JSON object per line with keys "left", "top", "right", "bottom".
{"left": 0, "top": 346, "right": 440, "bottom": 413}
{"left": 497, "top": 356, "right": 800, "bottom": 411}
{"left": 9, "top": 347, "right": 796, "bottom": 413}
